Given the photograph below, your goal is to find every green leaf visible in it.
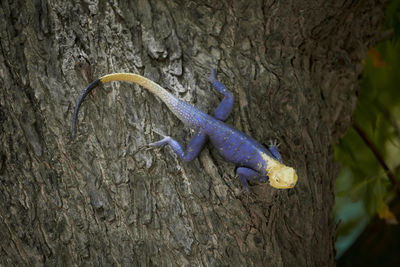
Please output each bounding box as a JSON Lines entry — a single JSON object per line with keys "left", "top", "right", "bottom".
{"left": 335, "top": 0, "right": 400, "bottom": 258}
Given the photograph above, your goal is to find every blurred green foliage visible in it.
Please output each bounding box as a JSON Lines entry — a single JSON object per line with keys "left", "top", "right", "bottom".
{"left": 334, "top": 0, "right": 400, "bottom": 258}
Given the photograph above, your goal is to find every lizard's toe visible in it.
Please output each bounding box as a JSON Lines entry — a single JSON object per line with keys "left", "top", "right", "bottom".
{"left": 268, "top": 139, "right": 280, "bottom": 148}
{"left": 147, "top": 136, "right": 171, "bottom": 147}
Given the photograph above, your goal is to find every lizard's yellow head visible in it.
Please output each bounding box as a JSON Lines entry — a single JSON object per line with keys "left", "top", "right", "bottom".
{"left": 267, "top": 160, "right": 298, "bottom": 189}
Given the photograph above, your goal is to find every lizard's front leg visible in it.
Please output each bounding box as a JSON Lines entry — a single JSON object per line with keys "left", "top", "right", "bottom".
{"left": 236, "top": 167, "right": 268, "bottom": 192}
{"left": 268, "top": 140, "right": 282, "bottom": 162}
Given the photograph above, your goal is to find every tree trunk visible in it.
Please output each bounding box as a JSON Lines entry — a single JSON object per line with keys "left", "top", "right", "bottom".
{"left": 0, "top": 0, "right": 384, "bottom": 266}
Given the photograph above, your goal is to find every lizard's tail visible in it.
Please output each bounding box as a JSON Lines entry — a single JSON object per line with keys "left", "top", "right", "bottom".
{"left": 71, "top": 73, "right": 176, "bottom": 139}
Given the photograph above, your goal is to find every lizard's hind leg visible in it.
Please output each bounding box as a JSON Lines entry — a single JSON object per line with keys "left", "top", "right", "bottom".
{"left": 148, "top": 132, "right": 208, "bottom": 162}
{"left": 210, "top": 69, "right": 234, "bottom": 121}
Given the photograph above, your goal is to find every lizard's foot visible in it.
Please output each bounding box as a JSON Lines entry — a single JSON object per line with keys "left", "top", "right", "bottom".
{"left": 145, "top": 128, "right": 170, "bottom": 147}
{"left": 209, "top": 68, "right": 217, "bottom": 82}
{"left": 268, "top": 139, "right": 280, "bottom": 148}
{"left": 257, "top": 176, "right": 269, "bottom": 183}
{"left": 238, "top": 176, "right": 251, "bottom": 193}
{"left": 147, "top": 136, "right": 171, "bottom": 147}
{"left": 267, "top": 139, "right": 282, "bottom": 162}
{"left": 136, "top": 129, "right": 169, "bottom": 151}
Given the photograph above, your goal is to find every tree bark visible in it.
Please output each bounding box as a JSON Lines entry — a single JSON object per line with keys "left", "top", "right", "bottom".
{"left": 0, "top": 0, "right": 384, "bottom": 266}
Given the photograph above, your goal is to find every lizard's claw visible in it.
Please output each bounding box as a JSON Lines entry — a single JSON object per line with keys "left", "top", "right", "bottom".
{"left": 267, "top": 139, "right": 282, "bottom": 161}
{"left": 268, "top": 139, "right": 280, "bottom": 148}
{"left": 137, "top": 143, "right": 162, "bottom": 152}
{"left": 136, "top": 128, "right": 169, "bottom": 151}
{"left": 147, "top": 136, "right": 171, "bottom": 147}
{"left": 146, "top": 128, "right": 169, "bottom": 147}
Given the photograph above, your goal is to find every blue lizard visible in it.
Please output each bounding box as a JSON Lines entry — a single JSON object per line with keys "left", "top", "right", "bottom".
{"left": 72, "top": 70, "right": 298, "bottom": 191}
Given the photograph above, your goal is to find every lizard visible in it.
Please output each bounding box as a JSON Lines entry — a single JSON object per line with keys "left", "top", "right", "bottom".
{"left": 71, "top": 69, "right": 298, "bottom": 191}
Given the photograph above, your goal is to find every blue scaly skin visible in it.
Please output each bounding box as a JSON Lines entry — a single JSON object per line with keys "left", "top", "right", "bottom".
{"left": 72, "top": 70, "right": 298, "bottom": 191}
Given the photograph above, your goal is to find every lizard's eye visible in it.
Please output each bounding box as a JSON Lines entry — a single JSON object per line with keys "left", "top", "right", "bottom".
{"left": 275, "top": 177, "right": 280, "bottom": 182}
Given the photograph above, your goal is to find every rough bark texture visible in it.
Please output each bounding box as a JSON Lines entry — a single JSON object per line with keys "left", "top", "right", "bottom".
{"left": 0, "top": 0, "right": 384, "bottom": 266}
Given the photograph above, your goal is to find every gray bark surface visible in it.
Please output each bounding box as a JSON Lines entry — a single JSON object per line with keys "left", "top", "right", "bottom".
{"left": 0, "top": 0, "right": 384, "bottom": 266}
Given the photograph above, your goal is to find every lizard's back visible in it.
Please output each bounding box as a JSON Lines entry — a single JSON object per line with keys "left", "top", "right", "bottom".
{"left": 173, "top": 98, "right": 271, "bottom": 172}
